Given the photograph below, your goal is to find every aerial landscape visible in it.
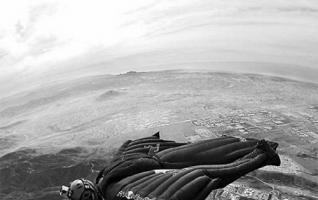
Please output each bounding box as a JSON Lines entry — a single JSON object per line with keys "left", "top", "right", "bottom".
{"left": 0, "top": 71, "right": 317, "bottom": 199}
{"left": 0, "top": 0, "right": 317, "bottom": 200}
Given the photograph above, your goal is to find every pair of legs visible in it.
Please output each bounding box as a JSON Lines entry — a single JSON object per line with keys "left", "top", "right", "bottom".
{"left": 156, "top": 135, "right": 279, "bottom": 168}
{"left": 116, "top": 136, "right": 280, "bottom": 200}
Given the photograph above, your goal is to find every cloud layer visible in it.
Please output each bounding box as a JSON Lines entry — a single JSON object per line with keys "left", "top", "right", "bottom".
{"left": 0, "top": 0, "right": 317, "bottom": 95}
{"left": 0, "top": 0, "right": 149, "bottom": 75}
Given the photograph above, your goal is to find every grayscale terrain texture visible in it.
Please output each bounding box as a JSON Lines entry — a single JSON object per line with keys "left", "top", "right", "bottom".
{"left": 0, "top": 71, "right": 317, "bottom": 200}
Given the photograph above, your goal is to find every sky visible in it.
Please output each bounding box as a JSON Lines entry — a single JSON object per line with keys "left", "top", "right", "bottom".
{"left": 0, "top": 0, "right": 150, "bottom": 75}
{"left": 0, "top": 0, "right": 318, "bottom": 96}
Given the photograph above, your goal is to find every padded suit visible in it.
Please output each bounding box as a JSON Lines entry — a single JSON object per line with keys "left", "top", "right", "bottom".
{"left": 96, "top": 132, "right": 280, "bottom": 200}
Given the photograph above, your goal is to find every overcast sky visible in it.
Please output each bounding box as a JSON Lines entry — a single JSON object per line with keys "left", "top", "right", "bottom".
{"left": 0, "top": 0, "right": 149, "bottom": 75}
{"left": 0, "top": 0, "right": 317, "bottom": 95}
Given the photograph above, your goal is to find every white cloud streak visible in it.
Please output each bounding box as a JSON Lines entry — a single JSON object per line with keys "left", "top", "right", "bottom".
{"left": 0, "top": 0, "right": 317, "bottom": 95}
{"left": 0, "top": 0, "right": 154, "bottom": 76}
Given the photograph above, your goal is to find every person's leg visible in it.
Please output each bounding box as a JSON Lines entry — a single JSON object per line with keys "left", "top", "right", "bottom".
{"left": 150, "top": 140, "right": 280, "bottom": 200}
{"left": 156, "top": 136, "right": 276, "bottom": 168}
{"left": 112, "top": 140, "right": 280, "bottom": 200}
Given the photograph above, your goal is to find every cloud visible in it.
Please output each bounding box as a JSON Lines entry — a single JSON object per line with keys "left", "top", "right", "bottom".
{"left": 0, "top": 0, "right": 317, "bottom": 89}
{"left": 0, "top": 0, "right": 60, "bottom": 72}
{"left": 0, "top": 0, "right": 158, "bottom": 77}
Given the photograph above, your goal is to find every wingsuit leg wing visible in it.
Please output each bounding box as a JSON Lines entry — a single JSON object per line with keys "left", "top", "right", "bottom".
{"left": 157, "top": 135, "right": 268, "bottom": 168}
{"left": 112, "top": 140, "right": 280, "bottom": 200}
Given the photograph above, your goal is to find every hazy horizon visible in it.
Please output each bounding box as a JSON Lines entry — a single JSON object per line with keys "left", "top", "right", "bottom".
{"left": 0, "top": 0, "right": 317, "bottom": 97}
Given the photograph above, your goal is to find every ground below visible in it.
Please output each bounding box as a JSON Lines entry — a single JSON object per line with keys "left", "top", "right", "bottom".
{"left": 0, "top": 71, "right": 317, "bottom": 200}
